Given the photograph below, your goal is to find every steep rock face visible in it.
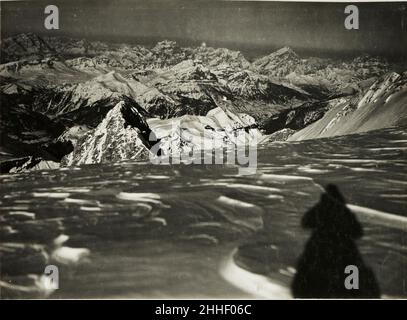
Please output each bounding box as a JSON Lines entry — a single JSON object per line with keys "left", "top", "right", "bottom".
{"left": 289, "top": 72, "right": 407, "bottom": 140}
{"left": 62, "top": 100, "right": 151, "bottom": 166}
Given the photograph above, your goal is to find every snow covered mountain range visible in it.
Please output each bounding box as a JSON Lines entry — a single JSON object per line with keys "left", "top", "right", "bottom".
{"left": 1, "top": 33, "right": 406, "bottom": 173}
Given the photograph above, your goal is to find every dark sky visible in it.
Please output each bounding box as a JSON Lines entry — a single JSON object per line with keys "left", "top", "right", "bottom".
{"left": 1, "top": 0, "right": 406, "bottom": 59}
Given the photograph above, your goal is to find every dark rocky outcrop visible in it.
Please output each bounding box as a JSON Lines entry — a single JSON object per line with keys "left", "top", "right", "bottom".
{"left": 261, "top": 101, "right": 331, "bottom": 134}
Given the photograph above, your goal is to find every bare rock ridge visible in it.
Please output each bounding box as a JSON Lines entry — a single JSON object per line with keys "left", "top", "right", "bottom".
{"left": 0, "top": 33, "right": 406, "bottom": 172}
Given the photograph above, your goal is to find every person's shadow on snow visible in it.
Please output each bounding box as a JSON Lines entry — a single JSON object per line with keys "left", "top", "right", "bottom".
{"left": 292, "top": 184, "right": 381, "bottom": 298}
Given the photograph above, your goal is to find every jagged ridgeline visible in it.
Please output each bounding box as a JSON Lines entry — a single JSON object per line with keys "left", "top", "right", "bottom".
{"left": 1, "top": 33, "right": 406, "bottom": 173}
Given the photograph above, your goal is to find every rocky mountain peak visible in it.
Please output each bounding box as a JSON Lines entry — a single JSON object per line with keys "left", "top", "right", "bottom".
{"left": 252, "top": 46, "right": 301, "bottom": 77}
{"left": 61, "top": 99, "right": 151, "bottom": 166}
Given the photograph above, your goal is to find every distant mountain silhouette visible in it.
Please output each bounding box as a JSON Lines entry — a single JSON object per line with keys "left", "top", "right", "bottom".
{"left": 292, "top": 184, "right": 381, "bottom": 298}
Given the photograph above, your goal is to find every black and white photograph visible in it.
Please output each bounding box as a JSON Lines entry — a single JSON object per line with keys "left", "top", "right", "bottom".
{"left": 0, "top": 0, "right": 406, "bottom": 301}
